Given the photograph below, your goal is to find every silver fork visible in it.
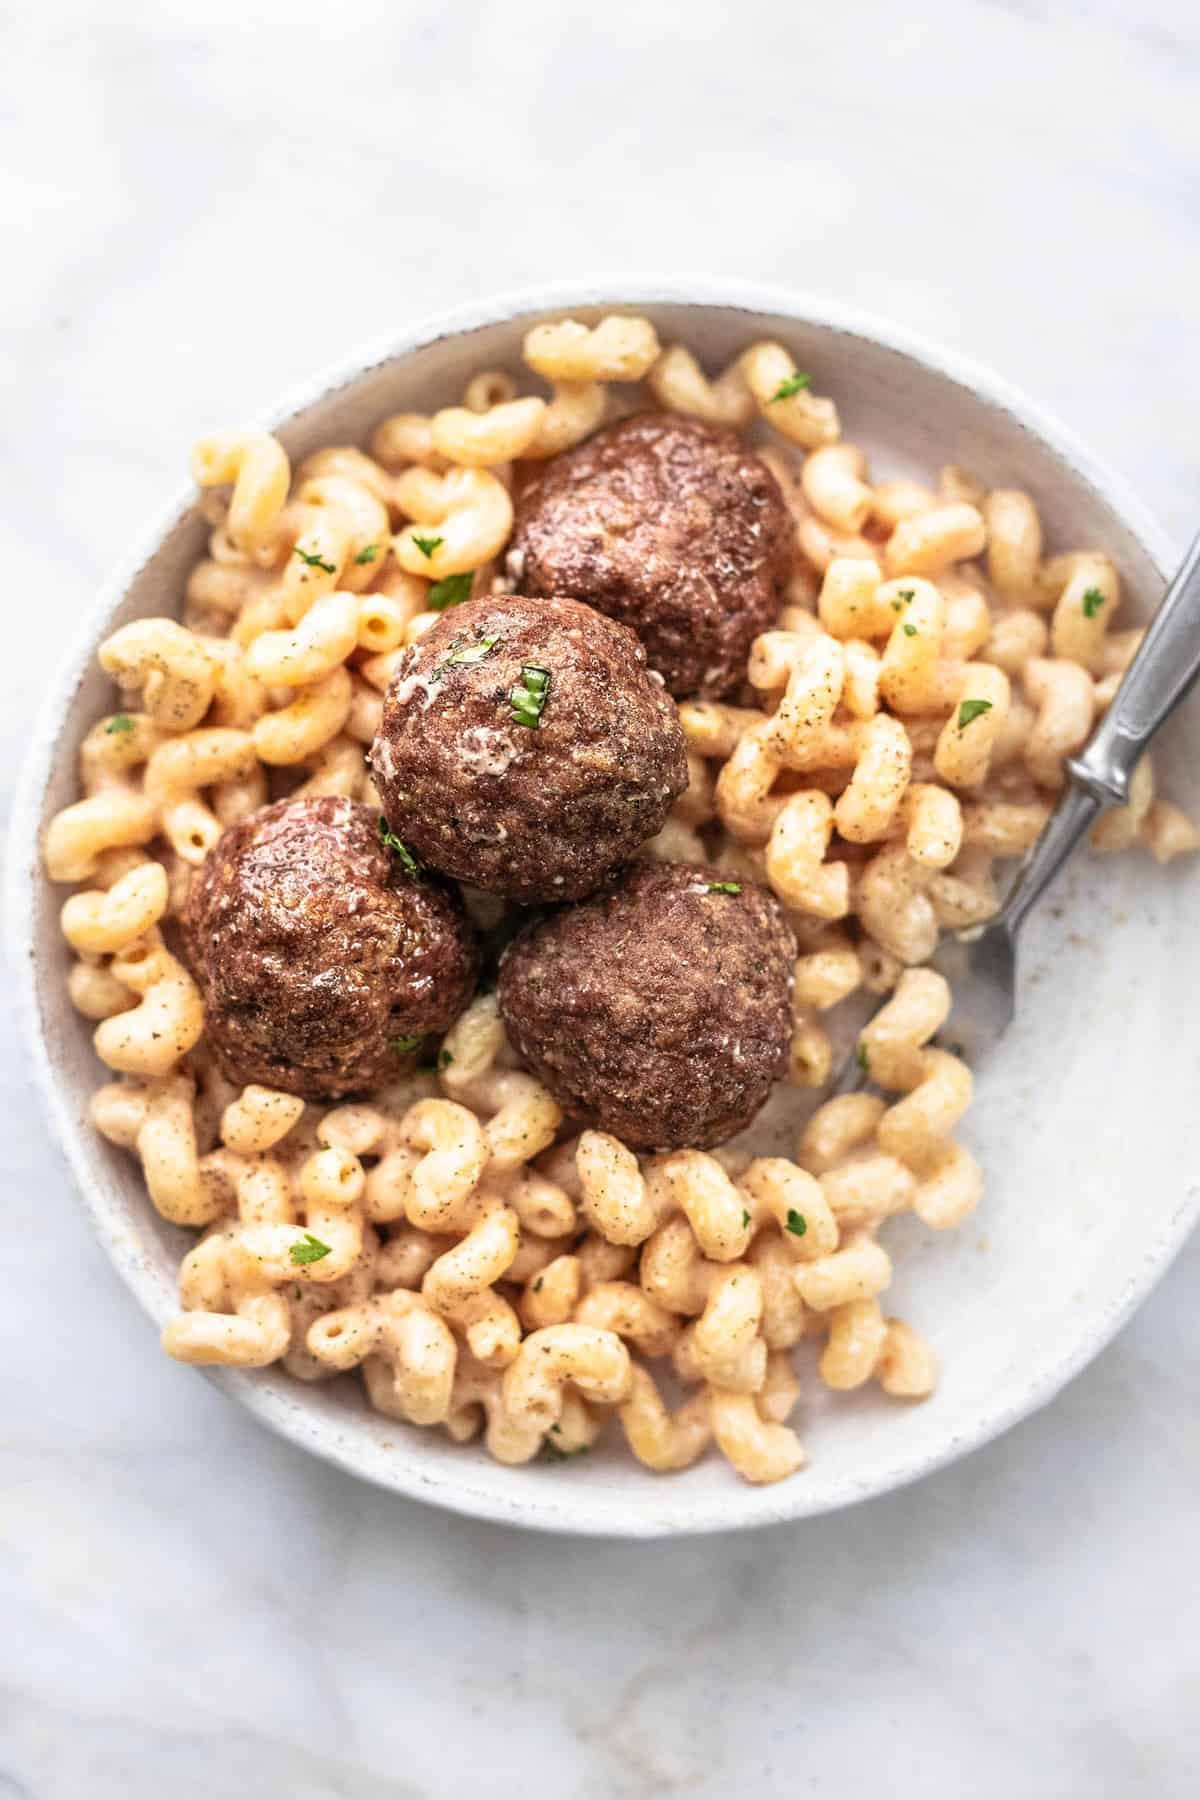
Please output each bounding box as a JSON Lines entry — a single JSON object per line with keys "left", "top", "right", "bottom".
{"left": 836, "top": 527, "right": 1200, "bottom": 1085}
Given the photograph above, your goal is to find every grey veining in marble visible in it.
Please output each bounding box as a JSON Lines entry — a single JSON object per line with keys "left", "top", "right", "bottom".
{"left": 3, "top": 2, "right": 1199, "bottom": 1794}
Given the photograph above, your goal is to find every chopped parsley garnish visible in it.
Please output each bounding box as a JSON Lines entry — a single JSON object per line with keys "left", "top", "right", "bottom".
{"left": 354, "top": 543, "right": 380, "bottom": 565}
{"left": 510, "top": 664, "right": 552, "bottom": 728}
{"left": 741, "top": 1208, "right": 751, "bottom": 1229}
{"left": 290, "top": 1232, "right": 333, "bottom": 1266}
{"left": 541, "top": 1440, "right": 590, "bottom": 1463}
{"left": 410, "top": 532, "right": 444, "bottom": 560}
{"left": 427, "top": 571, "right": 474, "bottom": 611}
{"left": 293, "top": 545, "right": 336, "bottom": 573}
{"left": 433, "top": 635, "right": 500, "bottom": 681}
{"left": 534, "top": 1276, "right": 544, "bottom": 1293}
{"left": 707, "top": 881, "right": 742, "bottom": 895}
{"left": 903, "top": 623, "right": 918, "bottom": 637}
{"left": 785, "top": 1209, "right": 808, "bottom": 1238}
{"left": 105, "top": 713, "right": 135, "bottom": 736}
{"left": 377, "top": 816, "right": 421, "bottom": 877}
{"left": 898, "top": 587, "right": 915, "bottom": 601}
{"left": 769, "top": 371, "right": 812, "bottom": 403}
{"left": 956, "top": 698, "right": 994, "bottom": 730}
{"left": 1082, "top": 585, "right": 1106, "bottom": 619}
{"left": 856, "top": 1039, "right": 870, "bottom": 1074}
{"left": 439, "top": 1048, "right": 454, "bottom": 1069}
{"left": 389, "top": 1034, "right": 423, "bottom": 1055}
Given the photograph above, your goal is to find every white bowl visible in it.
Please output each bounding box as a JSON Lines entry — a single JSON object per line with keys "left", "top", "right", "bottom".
{"left": 10, "top": 280, "right": 1198, "bottom": 1537}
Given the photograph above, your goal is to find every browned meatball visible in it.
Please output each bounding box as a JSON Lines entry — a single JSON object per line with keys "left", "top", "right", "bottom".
{"left": 184, "top": 795, "right": 478, "bottom": 1099}
{"left": 498, "top": 861, "right": 796, "bottom": 1151}
{"left": 370, "top": 593, "right": 687, "bottom": 905}
{"left": 509, "top": 411, "right": 793, "bottom": 699}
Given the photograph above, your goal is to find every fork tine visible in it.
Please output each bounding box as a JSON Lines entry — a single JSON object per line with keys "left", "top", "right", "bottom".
{"left": 929, "top": 922, "right": 1016, "bottom": 1066}
{"left": 829, "top": 1043, "right": 872, "bottom": 1097}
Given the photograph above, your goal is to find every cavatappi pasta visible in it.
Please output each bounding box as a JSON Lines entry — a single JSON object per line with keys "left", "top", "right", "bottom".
{"left": 44, "top": 314, "right": 1199, "bottom": 1485}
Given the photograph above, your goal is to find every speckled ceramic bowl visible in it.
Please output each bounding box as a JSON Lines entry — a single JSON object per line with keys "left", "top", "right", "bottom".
{"left": 9, "top": 281, "right": 1198, "bottom": 1536}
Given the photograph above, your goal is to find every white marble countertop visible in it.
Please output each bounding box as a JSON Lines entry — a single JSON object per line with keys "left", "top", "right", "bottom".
{"left": 4, "top": 2, "right": 1199, "bottom": 1794}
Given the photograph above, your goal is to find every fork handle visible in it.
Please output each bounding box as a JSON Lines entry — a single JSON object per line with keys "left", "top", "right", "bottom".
{"left": 1002, "top": 783, "right": 1100, "bottom": 934}
{"left": 1066, "top": 527, "right": 1200, "bottom": 805}
{"left": 1004, "top": 528, "right": 1200, "bottom": 935}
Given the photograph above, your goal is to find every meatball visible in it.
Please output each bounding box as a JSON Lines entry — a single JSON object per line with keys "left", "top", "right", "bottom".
{"left": 184, "top": 795, "right": 478, "bottom": 1099}
{"left": 498, "top": 861, "right": 796, "bottom": 1151}
{"left": 509, "top": 411, "right": 793, "bottom": 699}
{"left": 370, "top": 593, "right": 687, "bottom": 905}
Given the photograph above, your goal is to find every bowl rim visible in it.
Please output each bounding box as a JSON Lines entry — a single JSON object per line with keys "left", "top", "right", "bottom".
{"left": 8, "top": 275, "right": 1191, "bottom": 1538}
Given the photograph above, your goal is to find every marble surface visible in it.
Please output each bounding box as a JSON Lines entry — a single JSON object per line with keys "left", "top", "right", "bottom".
{"left": 4, "top": 2, "right": 1200, "bottom": 1794}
